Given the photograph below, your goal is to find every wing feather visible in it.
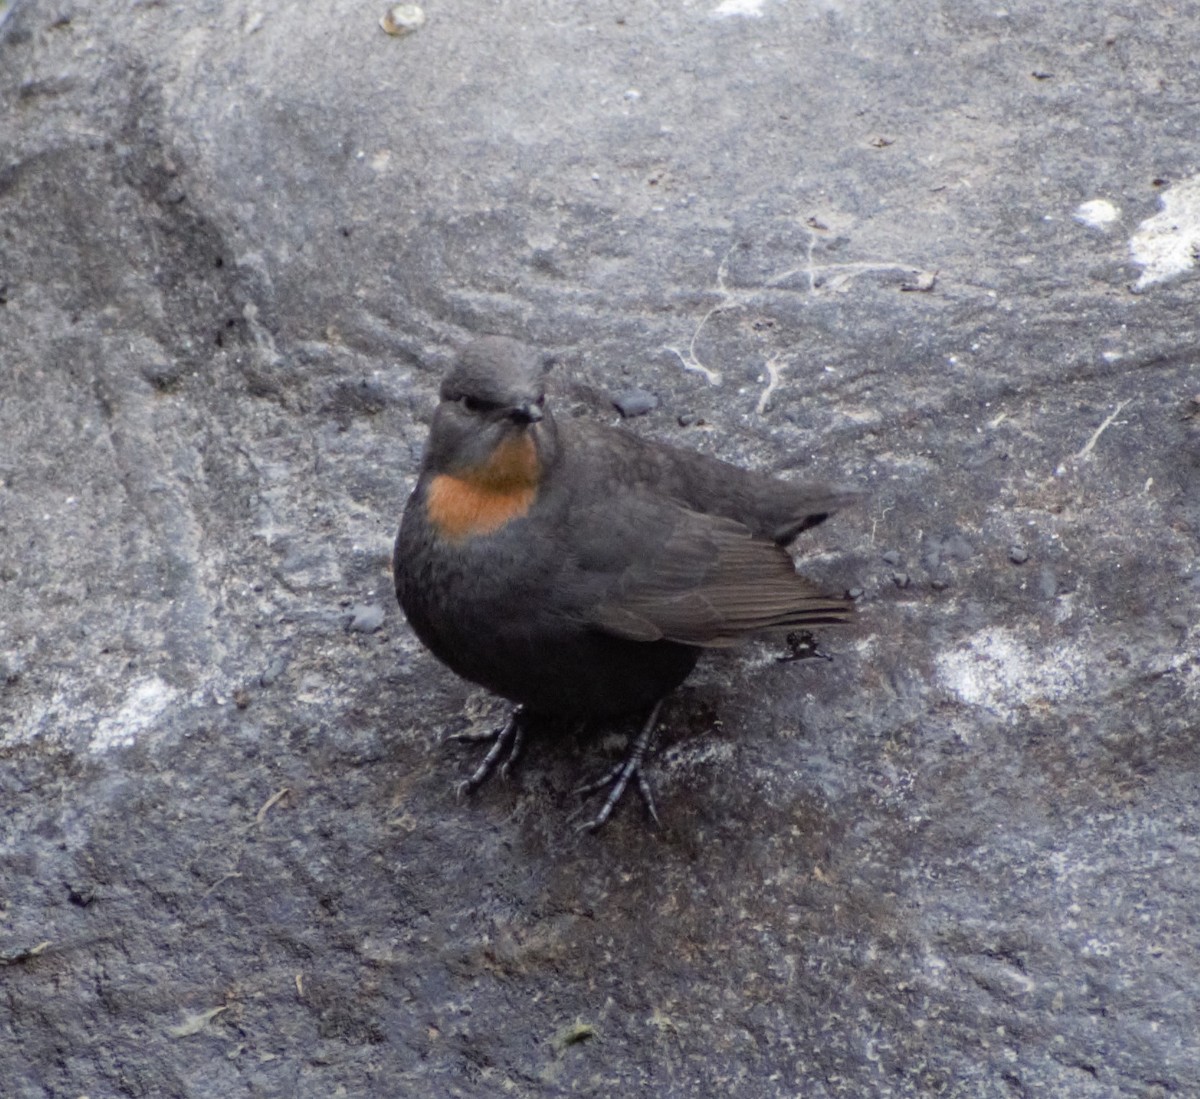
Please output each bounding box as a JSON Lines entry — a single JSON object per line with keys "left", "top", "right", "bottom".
{"left": 570, "top": 493, "right": 852, "bottom": 648}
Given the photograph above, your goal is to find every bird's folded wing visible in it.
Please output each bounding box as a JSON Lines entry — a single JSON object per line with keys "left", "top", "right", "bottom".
{"left": 571, "top": 495, "right": 851, "bottom": 648}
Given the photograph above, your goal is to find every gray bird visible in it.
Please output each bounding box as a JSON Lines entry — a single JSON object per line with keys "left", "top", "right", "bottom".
{"left": 394, "top": 336, "right": 855, "bottom": 829}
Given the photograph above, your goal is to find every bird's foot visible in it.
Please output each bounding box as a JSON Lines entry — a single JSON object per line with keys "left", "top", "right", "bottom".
{"left": 573, "top": 700, "right": 664, "bottom": 832}
{"left": 448, "top": 706, "right": 527, "bottom": 795}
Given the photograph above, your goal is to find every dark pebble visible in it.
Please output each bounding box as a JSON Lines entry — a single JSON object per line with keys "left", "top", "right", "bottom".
{"left": 141, "top": 361, "right": 186, "bottom": 391}
{"left": 67, "top": 882, "right": 96, "bottom": 907}
{"left": 1008, "top": 545, "right": 1029, "bottom": 564}
{"left": 612, "top": 388, "right": 659, "bottom": 418}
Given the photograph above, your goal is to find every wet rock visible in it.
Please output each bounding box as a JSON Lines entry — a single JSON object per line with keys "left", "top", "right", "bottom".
{"left": 2, "top": 1, "right": 1198, "bottom": 1096}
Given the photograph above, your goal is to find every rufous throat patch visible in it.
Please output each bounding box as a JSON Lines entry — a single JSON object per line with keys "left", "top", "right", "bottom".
{"left": 426, "top": 434, "right": 540, "bottom": 541}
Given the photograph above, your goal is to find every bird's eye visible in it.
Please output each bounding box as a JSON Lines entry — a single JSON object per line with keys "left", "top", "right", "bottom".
{"left": 462, "top": 394, "right": 498, "bottom": 414}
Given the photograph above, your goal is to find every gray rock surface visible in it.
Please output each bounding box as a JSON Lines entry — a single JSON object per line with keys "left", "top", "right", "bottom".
{"left": 2, "top": 0, "right": 1198, "bottom": 1095}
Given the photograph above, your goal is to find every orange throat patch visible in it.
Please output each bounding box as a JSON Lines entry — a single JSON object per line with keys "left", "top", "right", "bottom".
{"left": 426, "top": 433, "right": 540, "bottom": 541}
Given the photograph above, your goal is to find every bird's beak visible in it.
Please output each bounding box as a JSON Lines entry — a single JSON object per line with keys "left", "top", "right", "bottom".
{"left": 511, "top": 401, "right": 544, "bottom": 425}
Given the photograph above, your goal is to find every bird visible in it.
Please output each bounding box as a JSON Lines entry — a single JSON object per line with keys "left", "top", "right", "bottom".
{"left": 393, "top": 335, "right": 856, "bottom": 830}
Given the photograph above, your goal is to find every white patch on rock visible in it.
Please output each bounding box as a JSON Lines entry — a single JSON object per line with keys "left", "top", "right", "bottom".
{"left": 1180, "top": 630, "right": 1200, "bottom": 702}
{"left": 1130, "top": 175, "right": 1200, "bottom": 290}
{"left": 90, "top": 677, "right": 179, "bottom": 752}
{"left": 1073, "top": 198, "right": 1120, "bottom": 230}
{"left": 935, "top": 627, "right": 1092, "bottom": 723}
{"left": 712, "top": 0, "right": 766, "bottom": 17}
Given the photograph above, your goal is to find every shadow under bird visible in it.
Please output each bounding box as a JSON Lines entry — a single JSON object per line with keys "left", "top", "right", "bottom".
{"left": 393, "top": 336, "right": 856, "bottom": 830}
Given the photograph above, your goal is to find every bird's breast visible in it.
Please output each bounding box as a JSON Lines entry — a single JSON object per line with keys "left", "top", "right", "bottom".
{"left": 424, "top": 433, "right": 540, "bottom": 541}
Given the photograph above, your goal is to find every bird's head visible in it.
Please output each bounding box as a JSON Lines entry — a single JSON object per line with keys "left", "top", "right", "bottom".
{"left": 423, "top": 336, "right": 556, "bottom": 481}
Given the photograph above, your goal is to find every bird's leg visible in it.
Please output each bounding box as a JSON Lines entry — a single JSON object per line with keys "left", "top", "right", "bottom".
{"left": 575, "top": 700, "right": 664, "bottom": 832}
{"left": 449, "top": 706, "right": 526, "bottom": 795}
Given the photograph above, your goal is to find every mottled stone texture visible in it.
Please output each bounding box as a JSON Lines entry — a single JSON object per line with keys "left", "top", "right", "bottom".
{"left": 2, "top": 1, "right": 1198, "bottom": 1095}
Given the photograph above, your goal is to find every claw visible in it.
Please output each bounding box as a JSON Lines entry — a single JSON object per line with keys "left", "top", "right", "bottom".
{"left": 575, "top": 700, "right": 664, "bottom": 832}
{"left": 453, "top": 707, "right": 526, "bottom": 794}
{"left": 498, "top": 718, "right": 526, "bottom": 779}
{"left": 636, "top": 767, "right": 660, "bottom": 827}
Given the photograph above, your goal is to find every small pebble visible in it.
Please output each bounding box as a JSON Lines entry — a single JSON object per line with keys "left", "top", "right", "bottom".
{"left": 348, "top": 604, "right": 386, "bottom": 633}
{"left": 900, "top": 269, "right": 938, "bottom": 293}
{"left": 881, "top": 549, "right": 902, "bottom": 567}
{"left": 677, "top": 411, "right": 700, "bottom": 427}
{"left": 891, "top": 572, "right": 910, "bottom": 589}
{"left": 380, "top": 4, "right": 425, "bottom": 36}
{"left": 1008, "top": 545, "right": 1029, "bottom": 564}
{"left": 67, "top": 882, "right": 96, "bottom": 908}
{"left": 259, "top": 656, "right": 287, "bottom": 687}
{"left": 612, "top": 388, "right": 659, "bottom": 418}
{"left": 1, "top": 651, "right": 24, "bottom": 683}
